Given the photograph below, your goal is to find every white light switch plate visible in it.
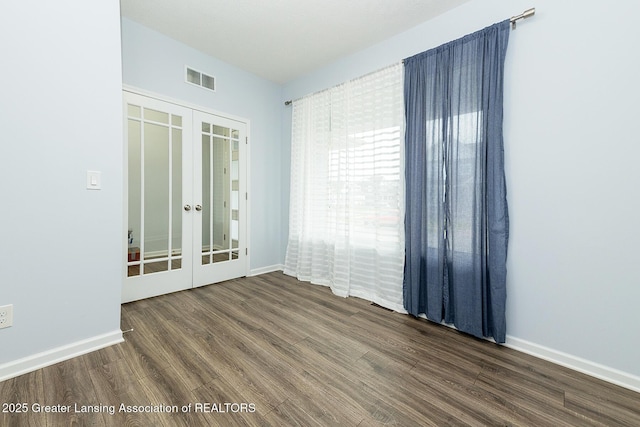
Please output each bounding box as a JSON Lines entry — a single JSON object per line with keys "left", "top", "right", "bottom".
{"left": 86, "top": 171, "right": 101, "bottom": 190}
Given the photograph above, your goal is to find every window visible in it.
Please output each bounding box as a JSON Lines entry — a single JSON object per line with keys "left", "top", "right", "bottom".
{"left": 284, "top": 63, "right": 405, "bottom": 312}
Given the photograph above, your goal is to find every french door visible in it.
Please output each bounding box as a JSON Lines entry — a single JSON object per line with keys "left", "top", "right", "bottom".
{"left": 192, "top": 110, "right": 247, "bottom": 287}
{"left": 123, "top": 91, "right": 247, "bottom": 303}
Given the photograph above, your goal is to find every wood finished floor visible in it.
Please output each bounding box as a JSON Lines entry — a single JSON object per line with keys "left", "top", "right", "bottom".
{"left": 1, "top": 272, "right": 639, "bottom": 426}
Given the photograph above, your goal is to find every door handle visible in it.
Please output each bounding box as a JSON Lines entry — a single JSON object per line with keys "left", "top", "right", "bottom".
{"left": 195, "top": 204, "right": 202, "bottom": 211}
{"left": 184, "top": 204, "right": 192, "bottom": 211}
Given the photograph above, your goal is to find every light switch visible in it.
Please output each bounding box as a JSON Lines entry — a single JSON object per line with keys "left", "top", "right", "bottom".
{"left": 87, "top": 171, "right": 102, "bottom": 190}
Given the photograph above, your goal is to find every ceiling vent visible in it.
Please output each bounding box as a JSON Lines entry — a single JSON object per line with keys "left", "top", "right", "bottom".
{"left": 186, "top": 66, "right": 216, "bottom": 92}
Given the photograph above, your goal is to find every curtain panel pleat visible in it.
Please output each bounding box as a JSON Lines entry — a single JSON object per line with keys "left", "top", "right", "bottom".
{"left": 284, "top": 64, "right": 406, "bottom": 312}
{"left": 403, "top": 21, "right": 510, "bottom": 342}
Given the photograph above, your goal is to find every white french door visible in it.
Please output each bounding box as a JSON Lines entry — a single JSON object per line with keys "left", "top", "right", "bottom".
{"left": 123, "top": 91, "right": 247, "bottom": 303}
{"left": 193, "top": 110, "right": 247, "bottom": 287}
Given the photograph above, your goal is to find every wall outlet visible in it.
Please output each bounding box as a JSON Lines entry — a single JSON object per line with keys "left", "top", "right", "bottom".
{"left": 0, "top": 304, "right": 13, "bottom": 329}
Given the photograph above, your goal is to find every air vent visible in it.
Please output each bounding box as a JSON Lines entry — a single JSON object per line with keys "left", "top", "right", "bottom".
{"left": 185, "top": 66, "right": 216, "bottom": 92}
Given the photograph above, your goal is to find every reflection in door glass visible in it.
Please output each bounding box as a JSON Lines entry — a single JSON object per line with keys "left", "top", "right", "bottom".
{"left": 213, "top": 124, "right": 229, "bottom": 137}
{"left": 143, "top": 122, "right": 170, "bottom": 260}
{"left": 127, "top": 105, "right": 184, "bottom": 277}
{"left": 128, "top": 104, "right": 141, "bottom": 118}
{"left": 172, "top": 128, "right": 182, "bottom": 257}
{"left": 144, "top": 260, "right": 169, "bottom": 274}
{"left": 200, "top": 122, "right": 240, "bottom": 265}
{"left": 231, "top": 139, "right": 239, "bottom": 249}
{"left": 144, "top": 108, "right": 169, "bottom": 124}
{"left": 202, "top": 133, "right": 211, "bottom": 266}
{"left": 213, "top": 136, "right": 229, "bottom": 251}
{"left": 128, "top": 119, "right": 141, "bottom": 275}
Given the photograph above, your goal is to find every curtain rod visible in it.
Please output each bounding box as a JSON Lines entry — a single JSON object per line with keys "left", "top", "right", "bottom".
{"left": 510, "top": 7, "right": 535, "bottom": 29}
{"left": 283, "top": 62, "right": 400, "bottom": 107}
{"left": 284, "top": 7, "right": 536, "bottom": 106}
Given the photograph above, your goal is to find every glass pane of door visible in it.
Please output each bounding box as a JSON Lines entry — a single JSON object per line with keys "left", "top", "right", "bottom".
{"left": 127, "top": 118, "right": 142, "bottom": 276}
{"left": 143, "top": 120, "right": 170, "bottom": 270}
{"left": 193, "top": 111, "right": 247, "bottom": 287}
{"left": 231, "top": 138, "right": 239, "bottom": 254}
{"left": 200, "top": 122, "right": 238, "bottom": 264}
{"left": 201, "top": 133, "right": 211, "bottom": 265}
{"left": 123, "top": 92, "right": 193, "bottom": 303}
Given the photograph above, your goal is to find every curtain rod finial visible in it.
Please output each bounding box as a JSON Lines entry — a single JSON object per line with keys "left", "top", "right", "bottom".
{"left": 510, "top": 7, "right": 535, "bottom": 29}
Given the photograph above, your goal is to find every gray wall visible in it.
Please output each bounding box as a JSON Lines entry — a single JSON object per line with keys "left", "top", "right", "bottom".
{"left": 282, "top": 0, "right": 640, "bottom": 386}
{"left": 0, "top": 1, "right": 124, "bottom": 365}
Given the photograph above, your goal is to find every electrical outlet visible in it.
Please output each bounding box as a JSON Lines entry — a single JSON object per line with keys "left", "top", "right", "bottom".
{"left": 0, "top": 304, "right": 13, "bottom": 329}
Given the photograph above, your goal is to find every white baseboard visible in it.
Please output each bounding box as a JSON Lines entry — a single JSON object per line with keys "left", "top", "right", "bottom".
{"left": 249, "top": 264, "right": 284, "bottom": 277}
{"left": 413, "top": 315, "right": 640, "bottom": 393}
{"left": 505, "top": 335, "right": 640, "bottom": 394}
{"left": 0, "top": 330, "right": 124, "bottom": 382}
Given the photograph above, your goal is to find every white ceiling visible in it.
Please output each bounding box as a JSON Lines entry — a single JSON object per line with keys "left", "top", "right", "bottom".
{"left": 120, "top": 0, "right": 470, "bottom": 84}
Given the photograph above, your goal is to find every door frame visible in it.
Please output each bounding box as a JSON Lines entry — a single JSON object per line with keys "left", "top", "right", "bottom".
{"left": 122, "top": 86, "right": 251, "bottom": 302}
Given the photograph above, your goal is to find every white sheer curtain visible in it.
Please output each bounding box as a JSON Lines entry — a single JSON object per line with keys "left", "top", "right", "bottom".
{"left": 284, "top": 63, "right": 405, "bottom": 312}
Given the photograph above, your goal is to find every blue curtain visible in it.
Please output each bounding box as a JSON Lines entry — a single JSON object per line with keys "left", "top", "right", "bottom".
{"left": 403, "top": 21, "right": 510, "bottom": 343}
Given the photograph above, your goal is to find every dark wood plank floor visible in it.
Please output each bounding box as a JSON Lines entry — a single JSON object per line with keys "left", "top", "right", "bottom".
{"left": 1, "top": 272, "right": 639, "bottom": 426}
